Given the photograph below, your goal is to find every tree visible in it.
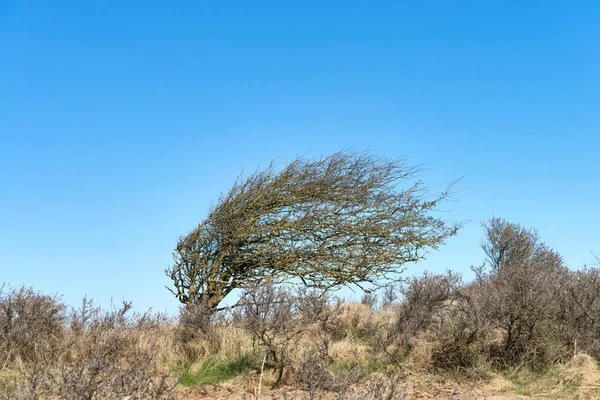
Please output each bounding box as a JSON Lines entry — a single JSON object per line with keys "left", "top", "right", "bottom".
{"left": 474, "top": 218, "right": 568, "bottom": 367}
{"left": 166, "top": 151, "right": 460, "bottom": 310}
{"left": 481, "top": 217, "right": 563, "bottom": 273}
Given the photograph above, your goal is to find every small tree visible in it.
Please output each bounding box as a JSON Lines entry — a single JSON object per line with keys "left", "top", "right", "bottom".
{"left": 166, "top": 151, "right": 459, "bottom": 309}
{"left": 474, "top": 218, "right": 568, "bottom": 367}
{"left": 481, "top": 217, "right": 562, "bottom": 273}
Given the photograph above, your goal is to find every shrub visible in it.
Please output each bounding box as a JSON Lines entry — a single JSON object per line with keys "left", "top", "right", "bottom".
{"left": 238, "top": 281, "right": 337, "bottom": 387}
{"left": 563, "top": 267, "right": 600, "bottom": 357}
{"left": 4, "top": 298, "right": 177, "bottom": 400}
{"left": 0, "top": 285, "right": 66, "bottom": 365}
{"left": 471, "top": 259, "right": 569, "bottom": 369}
{"left": 333, "top": 374, "right": 406, "bottom": 400}
{"left": 295, "top": 351, "right": 335, "bottom": 399}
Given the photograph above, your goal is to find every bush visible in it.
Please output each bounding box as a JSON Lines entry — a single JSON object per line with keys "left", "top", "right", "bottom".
{"left": 562, "top": 267, "right": 600, "bottom": 359}
{"left": 333, "top": 374, "right": 406, "bottom": 400}
{"left": 3, "top": 297, "right": 177, "bottom": 400}
{"left": 471, "top": 259, "right": 569, "bottom": 369}
{"left": 5, "top": 217, "right": 600, "bottom": 397}
{"left": 384, "top": 271, "right": 478, "bottom": 370}
{"left": 0, "top": 285, "right": 66, "bottom": 364}
{"left": 238, "top": 281, "right": 337, "bottom": 387}
{"left": 295, "top": 351, "right": 335, "bottom": 399}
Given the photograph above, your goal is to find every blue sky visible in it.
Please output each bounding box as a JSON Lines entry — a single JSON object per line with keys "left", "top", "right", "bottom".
{"left": 1, "top": 1, "right": 598, "bottom": 313}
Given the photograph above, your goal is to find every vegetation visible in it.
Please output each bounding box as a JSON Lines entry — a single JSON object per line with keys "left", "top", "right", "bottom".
{"left": 0, "top": 289, "right": 176, "bottom": 399}
{"left": 166, "top": 151, "right": 460, "bottom": 310}
{"left": 175, "top": 354, "right": 255, "bottom": 386}
{"left": 2, "top": 151, "right": 599, "bottom": 398}
{"left": 3, "top": 219, "right": 600, "bottom": 398}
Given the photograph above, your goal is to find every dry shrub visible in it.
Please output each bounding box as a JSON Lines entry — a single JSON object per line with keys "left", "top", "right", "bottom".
{"left": 238, "top": 281, "right": 338, "bottom": 388}
{"left": 383, "top": 219, "right": 587, "bottom": 373}
{"left": 472, "top": 259, "right": 570, "bottom": 369}
{"left": 390, "top": 272, "right": 462, "bottom": 351}
{"left": 391, "top": 261, "right": 569, "bottom": 373}
{"left": 562, "top": 267, "right": 600, "bottom": 360}
{"left": 406, "top": 327, "right": 478, "bottom": 375}
{"left": 2, "top": 295, "right": 177, "bottom": 400}
{"left": 55, "top": 302, "right": 175, "bottom": 400}
{"left": 295, "top": 351, "right": 334, "bottom": 400}
{"left": 0, "top": 285, "right": 66, "bottom": 365}
{"left": 430, "top": 330, "right": 478, "bottom": 375}
{"left": 473, "top": 218, "right": 574, "bottom": 369}
{"left": 296, "top": 349, "right": 389, "bottom": 400}
{"left": 333, "top": 374, "right": 407, "bottom": 400}
{"left": 383, "top": 259, "right": 600, "bottom": 375}
{"left": 384, "top": 271, "right": 480, "bottom": 373}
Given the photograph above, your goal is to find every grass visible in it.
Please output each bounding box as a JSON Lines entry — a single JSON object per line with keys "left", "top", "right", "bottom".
{"left": 0, "top": 367, "right": 19, "bottom": 394}
{"left": 506, "top": 366, "right": 581, "bottom": 398}
{"left": 175, "top": 354, "right": 256, "bottom": 386}
{"left": 333, "top": 359, "right": 389, "bottom": 374}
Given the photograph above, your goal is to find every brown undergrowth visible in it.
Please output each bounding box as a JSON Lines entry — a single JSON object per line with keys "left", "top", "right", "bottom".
{"left": 4, "top": 273, "right": 600, "bottom": 399}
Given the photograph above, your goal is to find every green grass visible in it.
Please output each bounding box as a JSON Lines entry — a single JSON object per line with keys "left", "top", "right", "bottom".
{"left": 176, "top": 354, "right": 256, "bottom": 386}
{"left": 0, "top": 367, "right": 20, "bottom": 394}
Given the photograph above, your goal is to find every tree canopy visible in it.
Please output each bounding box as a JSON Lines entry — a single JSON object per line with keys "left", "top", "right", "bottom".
{"left": 166, "top": 151, "right": 460, "bottom": 309}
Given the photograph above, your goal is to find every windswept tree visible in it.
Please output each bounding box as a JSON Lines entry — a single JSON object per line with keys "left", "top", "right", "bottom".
{"left": 166, "top": 151, "right": 460, "bottom": 310}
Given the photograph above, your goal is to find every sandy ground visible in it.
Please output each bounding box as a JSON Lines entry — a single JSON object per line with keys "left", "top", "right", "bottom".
{"left": 176, "top": 383, "right": 541, "bottom": 400}
{"left": 177, "top": 384, "right": 541, "bottom": 400}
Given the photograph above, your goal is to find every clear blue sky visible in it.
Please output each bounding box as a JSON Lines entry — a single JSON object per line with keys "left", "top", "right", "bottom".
{"left": 1, "top": 1, "right": 598, "bottom": 314}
